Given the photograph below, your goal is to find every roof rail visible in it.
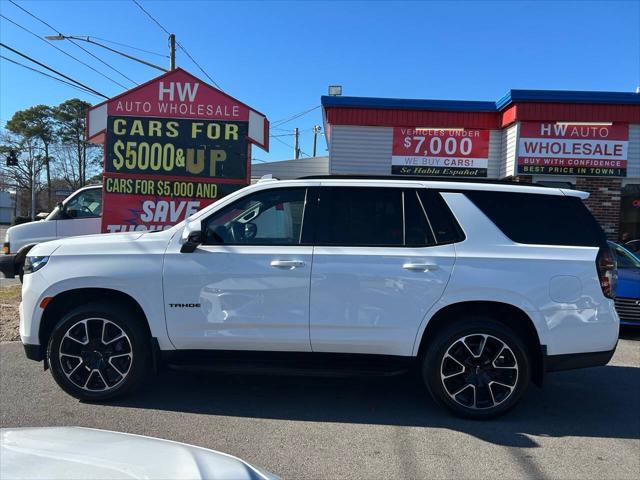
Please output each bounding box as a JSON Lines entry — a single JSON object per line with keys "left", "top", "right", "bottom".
{"left": 257, "top": 174, "right": 279, "bottom": 183}
{"left": 298, "top": 174, "right": 554, "bottom": 187}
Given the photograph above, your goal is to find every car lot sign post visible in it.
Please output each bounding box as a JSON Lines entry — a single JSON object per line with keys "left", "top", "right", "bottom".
{"left": 86, "top": 68, "right": 269, "bottom": 232}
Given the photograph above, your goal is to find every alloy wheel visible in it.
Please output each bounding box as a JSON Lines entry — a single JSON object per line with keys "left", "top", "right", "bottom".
{"left": 440, "top": 333, "right": 519, "bottom": 410}
{"left": 58, "top": 318, "right": 133, "bottom": 392}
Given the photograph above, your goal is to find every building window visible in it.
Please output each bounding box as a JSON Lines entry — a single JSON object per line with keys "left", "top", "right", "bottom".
{"left": 620, "top": 184, "right": 640, "bottom": 242}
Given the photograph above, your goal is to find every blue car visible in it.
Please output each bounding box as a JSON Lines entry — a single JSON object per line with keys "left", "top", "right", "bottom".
{"left": 609, "top": 241, "right": 640, "bottom": 326}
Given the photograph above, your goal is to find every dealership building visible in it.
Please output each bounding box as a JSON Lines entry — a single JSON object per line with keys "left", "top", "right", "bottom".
{"left": 319, "top": 90, "right": 640, "bottom": 240}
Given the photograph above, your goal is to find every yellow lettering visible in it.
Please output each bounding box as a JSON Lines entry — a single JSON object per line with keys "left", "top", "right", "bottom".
{"left": 191, "top": 122, "right": 203, "bottom": 138}
{"left": 206, "top": 123, "right": 221, "bottom": 139}
{"left": 113, "top": 119, "right": 126, "bottom": 135}
{"left": 225, "top": 124, "right": 238, "bottom": 140}
{"left": 166, "top": 121, "right": 178, "bottom": 137}
{"left": 130, "top": 120, "right": 144, "bottom": 136}
{"left": 148, "top": 121, "right": 162, "bottom": 137}
{"left": 209, "top": 150, "right": 226, "bottom": 177}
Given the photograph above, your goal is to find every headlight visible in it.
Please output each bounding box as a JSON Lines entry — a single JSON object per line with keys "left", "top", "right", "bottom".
{"left": 23, "top": 256, "right": 49, "bottom": 274}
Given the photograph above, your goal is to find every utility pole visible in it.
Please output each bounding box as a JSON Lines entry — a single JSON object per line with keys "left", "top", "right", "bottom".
{"left": 294, "top": 128, "right": 300, "bottom": 159}
{"left": 312, "top": 125, "right": 322, "bottom": 157}
{"left": 169, "top": 34, "right": 176, "bottom": 70}
{"left": 30, "top": 160, "right": 36, "bottom": 221}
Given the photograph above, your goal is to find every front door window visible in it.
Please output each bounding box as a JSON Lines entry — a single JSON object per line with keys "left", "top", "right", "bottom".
{"left": 202, "top": 188, "right": 307, "bottom": 245}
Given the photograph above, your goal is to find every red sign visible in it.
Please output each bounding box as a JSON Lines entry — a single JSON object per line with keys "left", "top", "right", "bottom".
{"left": 101, "top": 178, "right": 243, "bottom": 233}
{"left": 392, "top": 127, "right": 490, "bottom": 177}
{"left": 86, "top": 69, "right": 268, "bottom": 233}
{"left": 517, "top": 122, "right": 628, "bottom": 176}
{"left": 106, "top": 69, "right": 251, "bottom": 121}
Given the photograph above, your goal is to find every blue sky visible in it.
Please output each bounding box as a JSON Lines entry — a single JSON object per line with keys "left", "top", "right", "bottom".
{"left": 1, "top": 0, "right": 639, "bottom": 162}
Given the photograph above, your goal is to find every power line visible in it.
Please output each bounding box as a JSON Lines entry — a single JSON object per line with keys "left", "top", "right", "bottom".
{"left": 272, "top": 135, "right": 295, "bottom": 150}
{"left": 271, "top": 105, "right": 321, "bottom": 127}
{"left": 90, "top": 36, "right": 168, "bottom": 58}
{"left": 131, "top": 0, "right": 170, "bottom": 35}
{"left": 0, "top": 43, "right": 108, "bottom": 98}
{"left": 271, "top": 135, "right": 311, "bottom": 158}
{"left": 175, "top": 41, "right": 223, "bottom": 90}
{"left": 8, "top": 0, "right": 57, "bottom": 31}
{"left": 67, "top": 38, "right": 138, "bottom": 85}
{"left": 8, "top": 0, "right": 137, "bottom": 86}
{"left": 131, "top": 0, "right": 223, "bottom": 90}
{"left": 0, "top": 13, "right": 128, "bottom": 89}
{"left": 1, "top": 54, "right": 104, "bottom": 98}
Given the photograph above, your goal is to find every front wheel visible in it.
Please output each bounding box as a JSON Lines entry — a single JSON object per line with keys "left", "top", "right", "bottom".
{"left": 47, "top": 302, "right": 150, "bottom": 401}
{"left": 16, "top": 261, "right": 23, "bottom": 283}
{"left": 422, "top": 317, "right": 531, "bottom": 419}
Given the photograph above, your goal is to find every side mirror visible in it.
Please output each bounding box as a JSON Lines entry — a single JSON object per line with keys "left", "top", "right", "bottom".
{"left": 180, "top": 223, "right": 203, "bottom": 253}
{"left": 57, "top": 202, "right": 70, "bottom": 218}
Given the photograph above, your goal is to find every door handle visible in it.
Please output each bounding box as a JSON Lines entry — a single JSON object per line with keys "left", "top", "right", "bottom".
{"left": 402, "top": 262, "right": 438, "bottom": 272}
{"left": 270, "top": 260, "right": 305, "bottom": 269}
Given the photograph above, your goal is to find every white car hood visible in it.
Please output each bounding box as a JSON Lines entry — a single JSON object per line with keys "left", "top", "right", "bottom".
{"left": 29, "top": 232, "right": 149, "bottom": 257}
{"left": 5, "top": 220, "right": 56, "bottom": 252}
{"left": 0, "top": 427, "right": 279, "bottom": 480}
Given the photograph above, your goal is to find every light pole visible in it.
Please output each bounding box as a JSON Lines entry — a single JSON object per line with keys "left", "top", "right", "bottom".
{"left": 45, "top": 35, "right": 173, "bottom": 72}
{"left": 312, "top": 125, "right": 322, "bottom": 157}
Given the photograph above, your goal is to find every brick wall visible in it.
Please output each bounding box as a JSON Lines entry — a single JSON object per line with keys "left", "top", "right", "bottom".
{"left": 575, "top": 177, "right": 622, "bottom": 240}
{"left": 507, "top": 175, "right": 533, "bottom": 183}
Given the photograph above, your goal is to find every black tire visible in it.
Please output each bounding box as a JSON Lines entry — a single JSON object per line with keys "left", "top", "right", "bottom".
{"left": 16, "top": 261, "right": 23, "bottom": 283}
{"left": 422, "top": 317, "right": 530, "bottom": 419}
{"left": 47, "top": 301, "right": 150, "bottom": 401}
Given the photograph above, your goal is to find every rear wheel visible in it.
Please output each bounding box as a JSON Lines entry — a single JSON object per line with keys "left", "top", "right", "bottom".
{"left": 47, "top": 302, "right": 150, "bottom": 401}
{"left": 422, "top": 317, "right": 530, "bottom": 419}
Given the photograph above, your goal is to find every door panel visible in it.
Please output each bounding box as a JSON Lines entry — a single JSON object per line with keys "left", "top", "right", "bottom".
{"left": 309, "top": 245, "right": 455, "bottom": 355}
{"left": 56, "top": 217, "right": 101, "bottom": 238}
{"left": 163, "top": 186, "right": 313, "bottom": 351}
{"left": 56, "top": 187, "right": 103, "bottom": 239}
{"left": 163, "top": 245, "right": 313, "bottom": 351}
{"left": 308, "top": 186, "right": 456, "bottom": 356}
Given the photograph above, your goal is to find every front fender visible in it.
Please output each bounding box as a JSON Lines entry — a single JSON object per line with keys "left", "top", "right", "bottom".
{"left": 21, "top": 266, "right": 173, "bottom": 351}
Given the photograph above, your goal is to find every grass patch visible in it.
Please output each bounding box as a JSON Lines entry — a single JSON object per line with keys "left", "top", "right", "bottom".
{"left": 0, "top": 284, "right": 21, "bottom": 303}
{"left": 0, "top": 285, "right": 21, "bottom": 341}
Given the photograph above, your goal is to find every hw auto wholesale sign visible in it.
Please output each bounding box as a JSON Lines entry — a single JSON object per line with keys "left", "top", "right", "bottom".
{"left": 517, "top": 122, "right": 628, "bottom": 176}
{"left": 392, "top": 127, "right": 490, "bottom": 177}
{"left": 86, "top": 68, "right": 269, "bottom": 233}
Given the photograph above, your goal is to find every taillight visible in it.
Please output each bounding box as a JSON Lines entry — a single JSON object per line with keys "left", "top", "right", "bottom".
{"left": 596, "top": 246, "right": 617, "bottom": 299}
{"left": 2, "top": 242, "right": 8, "bottom": 255}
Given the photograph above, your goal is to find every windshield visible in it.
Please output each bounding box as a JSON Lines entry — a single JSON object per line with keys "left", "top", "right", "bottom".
{"left": 46, "top": 187, "right": 102, "bottom": 221}
{"left": 609, "top": 241, "right": 640, "bottom": 269}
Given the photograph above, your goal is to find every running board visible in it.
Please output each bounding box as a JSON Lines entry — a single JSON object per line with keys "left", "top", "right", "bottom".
{"left": 161, "top": 350, "right": 415, "bottom": 378}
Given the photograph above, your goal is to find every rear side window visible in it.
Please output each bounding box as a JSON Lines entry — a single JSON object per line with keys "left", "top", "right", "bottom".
{"left": 464, "top": 191, "right": 606, "bottom": 247}
{"left": 404, "top": 191, "right": 436, "bottom": 247}
{"left": 418, "top": 190, "right": 466, "bottom": 244}
{"left": 316, "top": 187, "right": 403, "bottom": 246}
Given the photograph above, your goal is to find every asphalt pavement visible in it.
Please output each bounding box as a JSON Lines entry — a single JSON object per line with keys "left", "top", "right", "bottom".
{"left": 1, "top": 335, "right": 639, "bottom": 480}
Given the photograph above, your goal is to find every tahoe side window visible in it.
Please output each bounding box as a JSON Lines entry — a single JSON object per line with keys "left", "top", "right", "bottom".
{"left": 63, "top": 188, "right": 102, "bottom": 219}
{"left": 316, "top": 187, "right": 404, "bottom": 246}
{"left": 464, "top": 191, "right": 606, "bottom": 247}
{"left": 316, "top": 187, "right": 463, "bottom": 247}
{"left": 202, "top": 188, "right": 307, "bottom": 245}
{"left": 404, "top": 190, "right": 436, "bottom": 246}
{"left": 418, "top": 190, "right": 466, "bottom": 244}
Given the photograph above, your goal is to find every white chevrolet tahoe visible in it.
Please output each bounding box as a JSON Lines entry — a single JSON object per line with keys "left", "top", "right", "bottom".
{"left": 19, "top": 177, "right": 619, "bottom": 419}
{"left": 1, "top": 185, "right": 102, "bottom": 280}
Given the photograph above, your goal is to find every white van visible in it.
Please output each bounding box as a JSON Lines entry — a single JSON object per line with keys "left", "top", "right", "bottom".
{"left": 1, "top": 185, "right": 102, "bottom": 280}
